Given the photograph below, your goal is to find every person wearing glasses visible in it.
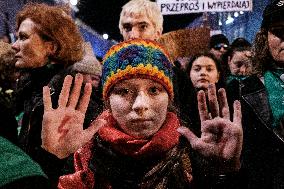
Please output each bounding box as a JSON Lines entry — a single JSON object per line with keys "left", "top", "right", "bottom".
{"left": 227, "top": 0, "right": 284, "bottom": 188}
{"left": 209, "top": 34, "right": 230, "bottom": 78}
{"left": 209, "top": 34, "right": 230, "bottom": 62}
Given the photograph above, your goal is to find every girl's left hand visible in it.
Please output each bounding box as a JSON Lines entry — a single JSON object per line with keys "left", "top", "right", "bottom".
{"left": 178, "top": 84, "right": 243, "bottom": 173}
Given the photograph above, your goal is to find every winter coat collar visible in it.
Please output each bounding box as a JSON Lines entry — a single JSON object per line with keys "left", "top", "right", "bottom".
{"left": 58, "top": 111, "right": 193, "bottom": 189}
{"left": 241, "top": 76, "right": 284, "bottom": 142}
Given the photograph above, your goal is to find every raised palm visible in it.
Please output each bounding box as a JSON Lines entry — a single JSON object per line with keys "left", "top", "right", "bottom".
{"left": 178, "top": 84, "right": 243, "bottom": 173}
{"left": 41, "top": 74, "right": 105, "bottom": 159}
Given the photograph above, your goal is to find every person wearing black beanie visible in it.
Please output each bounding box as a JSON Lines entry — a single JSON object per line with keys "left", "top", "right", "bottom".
{"left": 209, "top": 34, "right": 230, "bottom": 61}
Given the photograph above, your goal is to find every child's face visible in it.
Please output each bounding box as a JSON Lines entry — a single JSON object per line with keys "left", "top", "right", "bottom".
{"left": 190, "top": 56, "right": 219, "bottom": 90}
{"left": 109, "top": 78, "right": 169, "bottom": 139}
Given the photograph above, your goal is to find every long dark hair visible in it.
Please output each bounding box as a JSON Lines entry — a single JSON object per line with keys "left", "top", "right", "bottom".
{"left": 185, "top": 52, "right": 226, "bottom": 136}
{"left": 186, "top": 51, "right": 226, "bottom": 90}
{"left": 252, "top": 27, "right": 274, "bottom": 75}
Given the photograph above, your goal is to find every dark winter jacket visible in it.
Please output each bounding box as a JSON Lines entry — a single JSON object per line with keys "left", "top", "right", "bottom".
{"left": 16, "top": 63, "right": 104, "bottom": 187}
{"left": 16, "top": 64, "right": 71, "bottom": 187}
{"left": 0, "top": 94, "right": 18, "bottom": 145}
{"left": 227, "top": 75, "right": 284, "bottom": 189}
{"left": 172, "top": 66, "right": 194, "bottom": 126}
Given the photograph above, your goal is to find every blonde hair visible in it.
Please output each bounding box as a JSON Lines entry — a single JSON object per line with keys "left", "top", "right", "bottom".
{"left": 119, "top": 0, "right": 163, "bottom": 34}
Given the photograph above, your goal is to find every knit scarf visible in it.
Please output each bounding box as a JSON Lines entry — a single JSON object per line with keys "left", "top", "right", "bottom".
{"left": 89, "top": 110, "right": 192, "bottom": 189}
{"left": 264, "top": 69, "right": 284, "bottom": 128}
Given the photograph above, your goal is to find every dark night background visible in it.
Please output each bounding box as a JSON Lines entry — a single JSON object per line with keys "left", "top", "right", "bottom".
{"left": 76, "top": 0, "right": 202, "bottom": 41}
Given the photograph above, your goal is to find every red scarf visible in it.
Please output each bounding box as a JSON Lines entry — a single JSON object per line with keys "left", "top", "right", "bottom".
{"left": 98, "top": 110, "right": 181, "bottom": 158}
{"left": 59, "top": 110, "right": 181, "bottom": 189}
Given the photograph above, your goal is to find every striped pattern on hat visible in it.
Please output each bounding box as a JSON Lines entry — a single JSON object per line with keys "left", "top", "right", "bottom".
{"left": 102, "top": 39, "right": 174, "bottom": 100}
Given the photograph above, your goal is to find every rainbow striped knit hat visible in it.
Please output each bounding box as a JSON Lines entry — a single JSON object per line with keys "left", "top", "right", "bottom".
{"left": 102, "top": 39, "right": 174, "bottom": 100}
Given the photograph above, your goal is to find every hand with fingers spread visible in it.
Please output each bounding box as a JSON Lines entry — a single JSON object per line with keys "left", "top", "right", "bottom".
{"left": 41, "top": 74, "right": 106, "bottom": 159}
{"left": 178, "top": 84, "right": 243, "bottom": 173}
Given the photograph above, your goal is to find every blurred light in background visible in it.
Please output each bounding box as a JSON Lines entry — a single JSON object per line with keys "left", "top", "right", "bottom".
{"left": 234, "top": 12, "right": 239, "bottom": 17}
{"left": 70, "top": 0, "right": 78, "bottom": 6}
{"left": 226, "top": 13, "right": 234, "bottom": 25}
{"left": 103, "top": 34, "right": 109, "bottom": 40}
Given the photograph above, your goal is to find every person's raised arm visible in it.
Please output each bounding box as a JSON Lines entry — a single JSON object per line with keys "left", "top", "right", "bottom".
{"left": 178, "top": 84, "right": 243, "bottom": 173}
{"left": 41, "top": 74, "right": 105, "bottom": 159}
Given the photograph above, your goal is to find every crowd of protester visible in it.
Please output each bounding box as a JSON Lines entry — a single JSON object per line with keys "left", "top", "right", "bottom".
{"left": 0, "top": 0, "right": 283, "bottom": 188}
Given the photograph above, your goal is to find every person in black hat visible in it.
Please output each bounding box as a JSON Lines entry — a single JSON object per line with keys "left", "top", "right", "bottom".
{"left": 209, "top": 34, "right": 230, "bottom": 61}
{"left": 226, "top": 0, "right": 284, "bottom": 188}
{"left": 209, "top": 34, "right": 230, "bottom": 77}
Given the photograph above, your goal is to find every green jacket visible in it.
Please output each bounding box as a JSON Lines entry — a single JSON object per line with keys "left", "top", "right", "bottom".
{"left": 0, "top": 136, "right": 47, "bottom": 187}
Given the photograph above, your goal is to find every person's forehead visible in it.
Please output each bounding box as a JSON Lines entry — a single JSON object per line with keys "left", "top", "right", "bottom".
{"left": 18, "top": 18, "right": 37, "bottom": 33}
{"left": 194, "top": 56, "right": 216, "bottom": 65}
{"left": 233, "top": 50, "right": 251, "bottom": 57}
{"left": 215, "top": 43, "right": 228, "bottom": 47}
{"left": 121, "top": 13, "right": 152, "bottom": 25}
{"left": 115, "top": 78, "right": 160, "bottom": 87}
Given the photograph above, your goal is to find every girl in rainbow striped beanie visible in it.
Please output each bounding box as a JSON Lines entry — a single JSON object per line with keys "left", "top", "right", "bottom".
{"left": 41, "top": 39, "right": 244, "bottom": 188}
{"left": 101, "top": 38, "right": 174, "bottom": 102}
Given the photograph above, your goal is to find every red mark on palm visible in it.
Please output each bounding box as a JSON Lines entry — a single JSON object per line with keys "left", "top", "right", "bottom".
{"left": 58, "top": 115, "right": 71, "bottom": 141}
